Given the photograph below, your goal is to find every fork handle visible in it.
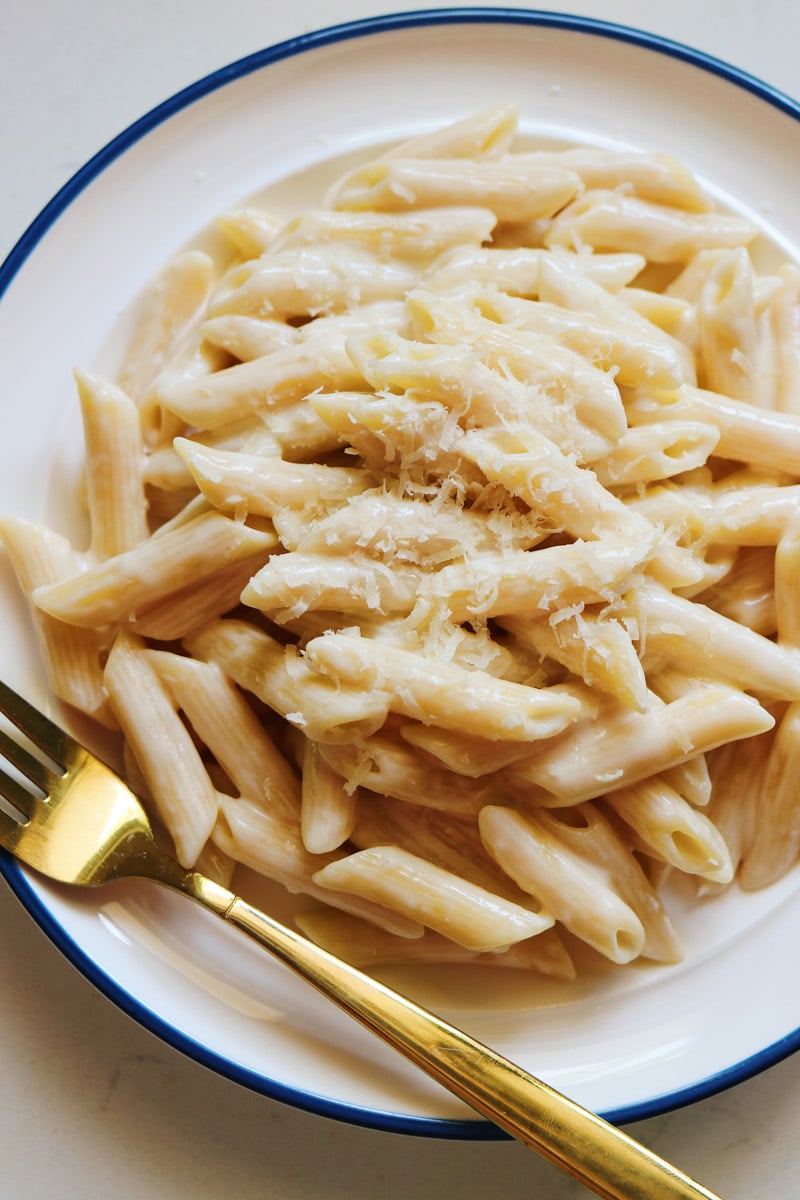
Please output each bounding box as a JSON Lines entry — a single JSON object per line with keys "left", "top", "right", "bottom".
{"left": 219, "top": 896, "right": 723, "bottom": 1200}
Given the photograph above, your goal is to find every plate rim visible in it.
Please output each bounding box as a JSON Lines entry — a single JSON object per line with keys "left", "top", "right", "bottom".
{"left": 2, "top": 4, "right": 800, "bottom": 1139}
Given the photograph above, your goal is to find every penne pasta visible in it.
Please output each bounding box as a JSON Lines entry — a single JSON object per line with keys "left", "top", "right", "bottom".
{"left": 32, "top": 512, "right": 277, "bottom": 629}
{"left": 303, "top": 632, "right": 581, "bottom": 742}
{"left": 479, "top": 805, "right": 679, "bottom": 964}
{"left": 148, "top": 649, "right": 301, "bottom": 822}
{"left": 329, "top": 155, "right": 583, "bottom": 223}
{"left": 185, "top": 618, "right": 392, "bottom": 744}
{"left": 274, "top": 206, "right": 497, "bottom": 260}
{"left": 103, "top": 631, "right": 219, "bottom": 867}
{"left": 312, "top": 845, "right": 554, "bottom": 952}
{"left": 117, "top": 250, "right": 216, "bottom": 401}
{"left": 502, "top": 682, "right": 773, "bottom": 805}
{"left": 0, "top": 517, "right": 114, "bottom": 724}
{"left": 604, "top": 779, "right": 732, "bottom": 883}
{"left": 214, "top": 793, "right": 423, "bottom": 938}
{"left": 75, "top": 370, "right": 149, "bottom": 558}
{"left": 8, "top": 105, "right": 800, "bottom": 983}
{"left": 544, "top": 189, "right": 758, "bottom": 262}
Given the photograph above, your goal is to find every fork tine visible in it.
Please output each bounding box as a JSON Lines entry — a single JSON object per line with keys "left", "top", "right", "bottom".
{"left": 0, "top": 725, "right": 58, "bottom": 793}
{"left": 0, "top": 761, "right": 38, "bottom": 821}
{"left": 0, "top": 802, "right": 26, "bottom": 848}
{"left": 0, "top": 679, "right": 72, "bottom": 767}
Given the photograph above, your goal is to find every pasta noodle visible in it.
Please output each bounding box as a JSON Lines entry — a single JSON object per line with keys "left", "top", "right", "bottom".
{"left": 5, "top": 104, "right": 800, "bottom": 983}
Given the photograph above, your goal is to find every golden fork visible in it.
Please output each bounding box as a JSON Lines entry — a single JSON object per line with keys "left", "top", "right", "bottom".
{"left": 0, "top": 677, "right": 724, "bottom": 1200}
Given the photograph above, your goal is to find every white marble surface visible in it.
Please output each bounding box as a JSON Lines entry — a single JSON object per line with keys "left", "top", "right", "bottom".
{"left": 2, "top": 3, "right": 800, "bottom": 1197}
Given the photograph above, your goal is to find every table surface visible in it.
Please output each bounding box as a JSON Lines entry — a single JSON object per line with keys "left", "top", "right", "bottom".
{"left": 3, "top": 3, "right": 800, "bottom": 1197}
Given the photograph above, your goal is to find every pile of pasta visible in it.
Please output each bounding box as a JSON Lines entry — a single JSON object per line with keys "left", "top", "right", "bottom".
{"left": 6, "top": 104, "right": 800, "bottom": 982}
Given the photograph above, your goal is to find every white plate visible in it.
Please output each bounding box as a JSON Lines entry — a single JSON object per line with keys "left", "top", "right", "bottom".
{"left": 2, "top": 9, "right": 800, "bottom": 1136}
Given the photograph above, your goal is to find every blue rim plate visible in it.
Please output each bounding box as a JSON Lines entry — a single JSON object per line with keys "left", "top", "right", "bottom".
{"left": 2, "top": 8, "right": 800, "bottom": 1138}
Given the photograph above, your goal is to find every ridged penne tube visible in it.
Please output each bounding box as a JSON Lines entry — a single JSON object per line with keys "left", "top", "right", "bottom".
{"left": 416, "top": 535, "right": 658, "bottom": 624}
{"left": 533, "top": 147, "right": 711, "bottom": 211}
{"left": 200, "top": 314, "right": 300, "bottom": 361}
{"left": 129, "top": 550, "right": 272, "bottom": 641}
{"left": 138, "top": 331, "right": 229, "bottom": 448}
{"left": 103, "top": 632, "right": 218, "bottom": 867}
{"left": 382, "top": 104, "right": 519, "bottom": 161}
{"left": 319, "top": 733, "right": 493, "bottom": 814}
{"left": 626, "top": 384, "right": 800, "bottom": 474}
{"left": 32, "top": 512, "right": 277, "bottom": 629}
{"left": 424, "top": 245, "right": 646, "bottom": 296}
{"left": 633, "top": 581, "right": 800, "bottom": 699}
{"left": 703, "top": 485, "right": 800, "bottom": 546}
{"left": 616, "top": 287, "right": 692, "bottom": 334}
{"left": 666, "top": 249, "right": 732, "bottom": 303}
{"left": 147, "top": 650, "right": 301, "bottom": 822}
{"left": 473, "top": 288, "right": 685, "bottom": 390}
{"left": 214, "top": 794, "right": 423, "bottom": 938}
{"left": 351, "top": 792, "right": 537, "bottom": 903}
{"left": 0, "top": 518, "right": 113, "bottom": 724}
{"left": 174, "top": 440, "right": 370, "bottom": 517}
{"left": 458, "top": 424, "right": 665, "bottom": 544}
{"left": 153, "top": 339, "right": 363, "bottom": 430}
{"left": 489, "top": 802, "right": 684, "bottom": 962}
{"left": 497, "top": 609, "right": 648, "bottom": 711}
{"left": 406, "top": 290, "right": 627, "bottom": 450}
{"left": 774, "top": 511, "right": 800, "bottom": 645}
{"left": 295, "top": 909, "right": 576, "bottom": 979}
{"left": 662, "top": 755, "right": 712, "bottom": 808}
{"left": 217, "top": 205, "right": 281, "bottom": 256}
{"left": 242, "top": 554, "right": 426, "bottom": 619}
{"left": 328, "top": 156, "right": 583, "bottom": 223}
{"left": 604, "top": 780, "right": 733, "bottom": 882}
{"left": 173, "top": 401, "right": 338, "bottom": 468}
{"left": 199, "top": 414, "right": 284, "bottom": 457}
{"left": 704, "top": 730, "right": 773, "bottom": 884}
{"left": 626, "top": 480, "right": 800, "bottom": 549}
{"left": 300, "top": 737, "right": 357, "bottom": 853}
{"left": 312, "top": 846, "right": 554, "bottom": 952}
{"left": 536, "top": 252, "right": 695, "bottom": 382}
{"left": 503, "top": 684, "right": 774, "bottom": 804}
{"left": 309, "top": 390, "right": 485, "bottom": 490}
{"left": 346, "top": 330, "right": 617, "bottom": 461}
{"left": 590, "top": 420, "right": 720, "bottom": 487}
{"left": 478, "top": 806, "right": 646, "bottom": 964}
{"left": 184, "top": 619, "right": 392, "bottom": 744}
{"left": 300, "top": 300, "right": 411, "bottom": 345}
{"left": 739, "top": 702, "right": 800, "bottom": 889}
{"left": 697, "top": 248, "right": 758, "bottom": 403}
{"left": 75, "top": 370, "right": 149, "bottom": 558}
{"left": 303, "top": 632, "right": 581, "bottom": 742}
{"left": 287, "top": 610, "right": 523, "bottom": 681}
{"left": 274, "top": 206, "right": 497, "bottom": 259}
{"left": 116, "top": 250, "right": 215, "bottom": 401}
{"left": 619, "top": 482, "right": 713, "bottom": 547}
{"left": 210, "top": 246, "right": 419, "bottom": 320}
{"left": 544, "top": 189, "right": 757, "bottom": 262}
{"left": 292, "top": 489, "right": 539, "bottom": 564}
{"left": 396, "top": 723, "right": 539, "bottom": 779}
